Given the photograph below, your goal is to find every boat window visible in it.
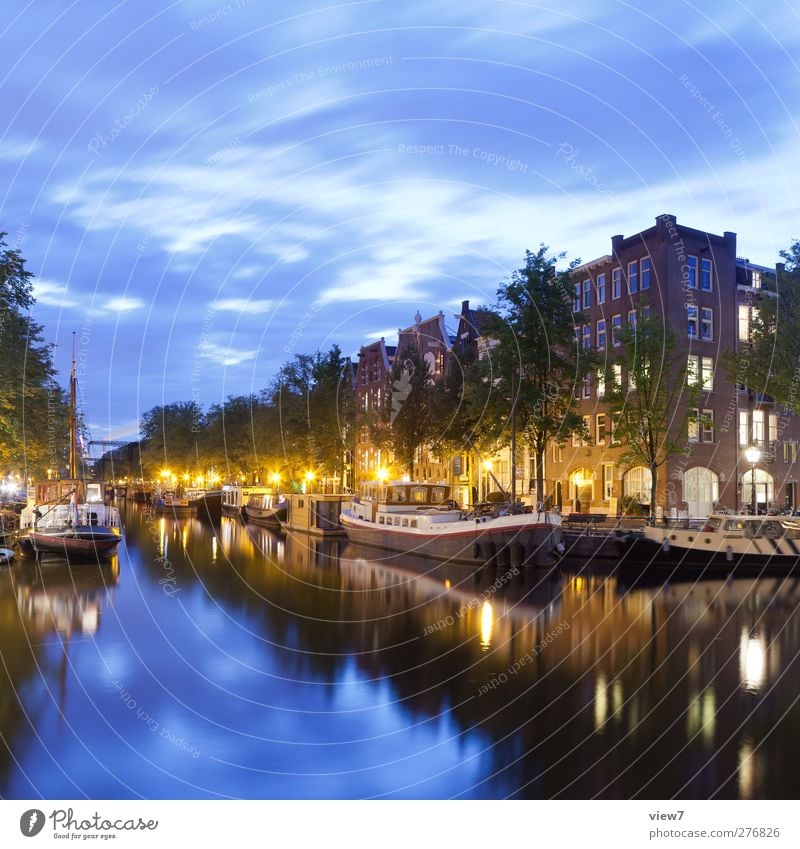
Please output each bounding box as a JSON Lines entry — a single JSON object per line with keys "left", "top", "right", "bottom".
{"left": 724, "top": 519, "right": 745, "bottom": 531}
{"left": 378, "top": 516, "right": 384, "bottom": 525}
{"left": 410, "top": 519, "right": 417, "bottom": 528}
{"left": 430, "top": 487, "right": 447, "bottom": 503}
{"left": 390, "top": 488, "right": 407, "bottom": 503}
{"left": 298, "top": 499, "right": 304, "bottom": 509}
{"left": 402, "top": 518, "right": 409, "bottom": 527}
{"left": 411, "top": 486, "right": 428, "bottom": 503}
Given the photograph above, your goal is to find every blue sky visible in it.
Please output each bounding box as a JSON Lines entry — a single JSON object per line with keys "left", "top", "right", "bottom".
{"left": 1, "top": 0, "right": 799, "bottom": 441}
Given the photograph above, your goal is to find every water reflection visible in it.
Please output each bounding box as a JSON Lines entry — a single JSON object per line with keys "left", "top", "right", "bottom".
{"left": 0, "top": 507, "right": 798, "bottom": 799}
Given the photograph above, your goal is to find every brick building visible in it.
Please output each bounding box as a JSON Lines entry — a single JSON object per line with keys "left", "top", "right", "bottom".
{"left": 548, "top": 213, "right": 796, "bottom": 518}
{"left": 354, "top": 338, "right": 395, "bottom": 482}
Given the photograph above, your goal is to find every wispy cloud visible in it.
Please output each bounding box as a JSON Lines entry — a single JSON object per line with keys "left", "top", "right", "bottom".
{"left": 197, "top": 339, "right": 258, "bottom": 367}
{"left": 105, "top": 297, "right": 144, "bottom": 312}
{"left": 32, "top": 279, "right": 77, "bottom": 308}
{"left": 210, "top": 298, "right": 273, "bottom": 313}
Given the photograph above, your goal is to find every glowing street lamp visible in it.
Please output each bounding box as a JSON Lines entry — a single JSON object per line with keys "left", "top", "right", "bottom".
{"left": 303, "top": 470, "right": 315, "bottom": 494}
{"left": 377, "top": 468, "right": 389, "bottom": 483}
{"left": 270, "top": 472, "right": 281, "bottom": 486}
{"left": 744, "top": 446, "right": 761, "bottom": 514}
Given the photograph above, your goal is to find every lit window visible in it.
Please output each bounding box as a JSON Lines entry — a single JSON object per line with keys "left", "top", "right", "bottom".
{"left": 597, "top": 369, "right": 606, "bottom": 398}
{"left": 739, "top": 411, "right": 748, "bottom": 446}
{"left": 610, "top": 415, "right": 620, "bottom": 445}
{"left": 752, "top": 410, "right": 764, "bottom": 445}
{"left": 701, "top": 258, "right": 712, "bottom": 291}
{"left": 612, "top": 268, "right": 622, "bottom": 299}
{"left": 603, "top": 464, "right": 614, "bottom": 499}
{"left": 686, "top": 256, "right": 698, "bottom": 289}
{"left": 597, "top": 273, "right": 606, "bottom": 304}
{"left": 596, "top": 319, "right": 606, "bottom": 349}
{"left": 751, "top": 270, "right": 762, "bottom": 289}
{"left": 702, "top": 409, "right": 714, "bottom": 443}
{"left": 641, "top": 257, "right": 651, "bottom": 290}
{"left": 613, "top": 364, "right": 622, "bottom": 388}
{"left": 583, "top": 279, "right": 591, "bottom": 309}
{"left": 582, "top": 415, "right": 591, "bottom": 446}
{"left": 552, "top": 442, "right": 563, "bottom": 463}
{"left": 687, "top": 304, "right": 698, "bottom": 339}
{"left": 583, "top": 374, "right": 591, "bottom": 399}
{"left": 769, "top": 414, "right": 777, "bottom": 443}
{"left": 688, "top": 407, "right": 699, "bottom": 442}
{"left": 738, "top": 304, "right": 750, "bottom": 342}
{"left": 701, "top": 356, "right": 713, "bottom": 391}
{"left": 627, "top": 261, "right": 638, "bottom": 294}
{"left": 596, "top": 414, "right": 606, "bottom": 444}
{"left": 612, "top": 314, "right": 622, "bottom": 346}
{"left": 687, "top": 354, "right": 698, "bottom": 385}
{"left": 700, "top": 307, "right": 713, "bottom": 341}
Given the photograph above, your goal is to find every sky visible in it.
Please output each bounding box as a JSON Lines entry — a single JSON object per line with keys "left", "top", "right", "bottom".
{"left": 1, "top": 0, "right": 799, "bottom": 443}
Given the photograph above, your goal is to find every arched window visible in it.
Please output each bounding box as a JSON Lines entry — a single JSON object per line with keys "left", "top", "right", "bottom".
{"left": 684, "top": 467, "right": 719, "bottom": 518}
{"left": 569, "top": 468, "right": 593, "bottom": 508}
{"left": 623, "top": 466, "right": 652, "bottom": 502}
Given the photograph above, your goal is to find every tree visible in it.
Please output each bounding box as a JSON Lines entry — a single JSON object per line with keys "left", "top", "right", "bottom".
{"left": 602, "top": 304, "right": 698, "bottom": 516}
{"left": 0, "top": 232, "right": 69, "bottom": 479}
{"left": 475, "top": 246, "right": 591, "bottom": 505}
{"left": 382, "top": 344, "right": 436, "bottom": 476}
{"left": 139, "top": 402, "right": 203, "bottom": 478}
{"left": 729, "top": 241, "right": 800, "bottom": 408}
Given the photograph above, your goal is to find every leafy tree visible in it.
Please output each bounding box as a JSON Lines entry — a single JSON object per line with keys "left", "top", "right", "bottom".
{"left": 729, "top": 241, "right": 799, "bottom": 408}
{"left": 139, "top": 401, "right": 203, "bottom": 478}
{"left": 0, "top": 232, "right": 69, "bottom": 479}
{"left": 382, "top": 344, "right": 436, "bottom": 476}
{"left": 602, "top": 304, "right": 698, "bottom": 516}
{"left": 475, "top": 246, "right": 591, "bottom": 505}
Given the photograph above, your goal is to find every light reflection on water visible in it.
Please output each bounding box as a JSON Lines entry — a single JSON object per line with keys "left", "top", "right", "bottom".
{"left": 0, "top": 506, "right": 798, "bottom": 799}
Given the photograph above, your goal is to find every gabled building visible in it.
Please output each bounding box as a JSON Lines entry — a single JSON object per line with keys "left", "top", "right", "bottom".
{"left": 354, "top": 338, "right": 395, "bottom": 483}
{"left": 551, "top": 213, "right": 796, "bottom": 518}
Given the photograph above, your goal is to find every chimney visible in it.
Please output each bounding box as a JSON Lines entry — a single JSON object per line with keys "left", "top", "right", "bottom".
{"left": 611, "top": 234, "right": 624, "bottom": 257}
{"left": 723, "top": 230, "right": 737, "bottom": 258}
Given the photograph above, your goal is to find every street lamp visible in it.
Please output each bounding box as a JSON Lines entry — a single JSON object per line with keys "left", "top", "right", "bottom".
{"left": 744, "top": 446, "right": 761, "bottom": 514}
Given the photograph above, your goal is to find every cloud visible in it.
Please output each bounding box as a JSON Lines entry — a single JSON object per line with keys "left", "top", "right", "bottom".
{"left": 32, "top": 279, "right": 78, "bottom": 308}
{"left": 211, "top": 298, "right": 273, "bottom": 313}
{"left": 105, "top": 297, "right": 144, "bottom": 312}
{"left": 197, "top": 339, "right": 258, "bottom": 367}
{"left": 0, "top": 138, "right": 42, "bottom": 161}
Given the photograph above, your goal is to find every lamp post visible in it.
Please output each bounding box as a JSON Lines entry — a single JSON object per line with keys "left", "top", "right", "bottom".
{"left": 744, "top": 446, "right": 761, "bottom": 514}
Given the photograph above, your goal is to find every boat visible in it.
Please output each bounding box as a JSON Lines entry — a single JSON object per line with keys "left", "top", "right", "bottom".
{"left": 17, "top": 337, "right": 122, "bottom": 561}
{"left": 280, "top": 492, "right": 350, "bottom": 537}
{"left": 221, "top": 484, "right": 273, "bottom": 519}
{"left": 632, "top": 512, "right": 800, "bottom": 573}
{"left": 243, "top": 492, "right": 288, "bottom": 528}
{"left": 339, "top": 481, "right": 564, "bottom": 567}
{"left": 188, "top": 489, "right": 223, "bottom": 523}
{"left": 153, "top": 491, "right": 196, "bottom": 516}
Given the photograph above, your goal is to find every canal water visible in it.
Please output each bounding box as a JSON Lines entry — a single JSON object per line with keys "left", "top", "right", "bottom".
{"left": 1, "top": 504, "right": 798, "bottom": 799}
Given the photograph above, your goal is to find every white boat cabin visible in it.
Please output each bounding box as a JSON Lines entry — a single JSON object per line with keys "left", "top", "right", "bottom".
{"left": 350, "top": 481, "right": 459, "bottom": 523}
{"left": 222, "top": 484, "right": 273, "bottom": 511}
{"left": 20, "top": 479, "right": 121, "bottom": 531}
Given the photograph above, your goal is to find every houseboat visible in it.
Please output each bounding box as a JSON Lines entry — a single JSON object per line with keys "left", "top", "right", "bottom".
{"left": 280, "top": 492, "right": 349, "bottom": 537}
{"left": 339, "top": 481, "right": 564, "bottom": 567}
{"left": 221, "top": 484, "right": 273, "bottom": 519}
{"left": 243, "top": 492, "right": 288, "bottom": 528}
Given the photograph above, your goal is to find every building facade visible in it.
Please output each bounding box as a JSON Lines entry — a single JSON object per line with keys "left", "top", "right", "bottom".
{"left": 548, "top": 213, "right": 797, "bottom": 517}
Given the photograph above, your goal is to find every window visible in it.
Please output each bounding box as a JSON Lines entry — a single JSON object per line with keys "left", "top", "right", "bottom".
{"left": 686, "top": 256, "right": 697, "bottom": 289}
{"left": 628, "top": 366, "right": 636, "bottom": 391}
{"left": 573, "top": 283, "right": 581, "bottom": 312}
{"left": 752, "top": 409, "right": 764, "bottom": 445}
{"left": 738, "top": 304, "right": 750, "bottom": 343}
{"left": 641, "top": 257, "right": 651, "bottom": 290}
{"left": 603, "top": 464, "right": 614, "bottom": 499}
{"left": 700, "top": 307, "right": 713, "bottom": 341}
{"left": 597, "top": 273, "right": 606, "bottom": 304}
{"left": 612, "top": 314, "right": 622, "bottom": 346}
{"left": 688, "top": 407, "right": 699, "bottom": 442}
{"left": 739, "top": 411, "right": 748, "bottom": 446}
{"left": 701, "top": 357, "right": 713, "bottom": 391}
{"left": 627, "top": 261, "right": 638, "bottom": 294}
{"left": 596, "top": 319, "right": 606, "bottom": 349}
{"left": 596, "top": 413, "right": 606, "bottom": 444}
{"left": 623, "top": 466, "right": 652, "bottom": 502}
{"left": 582, "top": 415, "right": 591, "bottom": 446}
{"left": 583, "top": 279, "right": 591, "bottom": 309}
{"left": 769, "top": 414, "right": 778, "bottom": 443}
{"left": 687, "top": 354, "right": 698, "bottom": 385}
{"left": 612, "top": 268, "right": 622, "bottom": 299}
{"left": 572, "top": 430, "right": 581, "bottom": 448}
{"left": 701, "top": 409, "right": 714, "bottom": 443}
{"left": 583, "top": 373, "right": 591, "bottom": 399}
{"left": 628, "top": 309, "right": 637, "bottom": 327}
{"left": 701, "top": 258, "right": 712, "bottom": 291}
{"left": 687, "top": 304, "right": 698, "bottom": 339}
{"left": 582, "top": 324, "right": 591, "bottom": 350}
{"left": 784, "top": 442, "right": 798, "bottom": 463}
{"left": 751, "top": 270, "right": 762, "bottom": 289}
{"left": 613, "top": 364, "right": 622, "bottom": 388}
{"left": 552, "top": 442, "right": 563, "bottom": 463}
{"left": 597, "top": 369, "right": 606, "bottom": 398}
{"left": 610, "top": 414, "right": 620, "bottom": 445}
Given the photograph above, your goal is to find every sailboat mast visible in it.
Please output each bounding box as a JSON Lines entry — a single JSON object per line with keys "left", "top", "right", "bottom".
{"left": 69, "top": 331, "right": 77, "bottom": 479}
